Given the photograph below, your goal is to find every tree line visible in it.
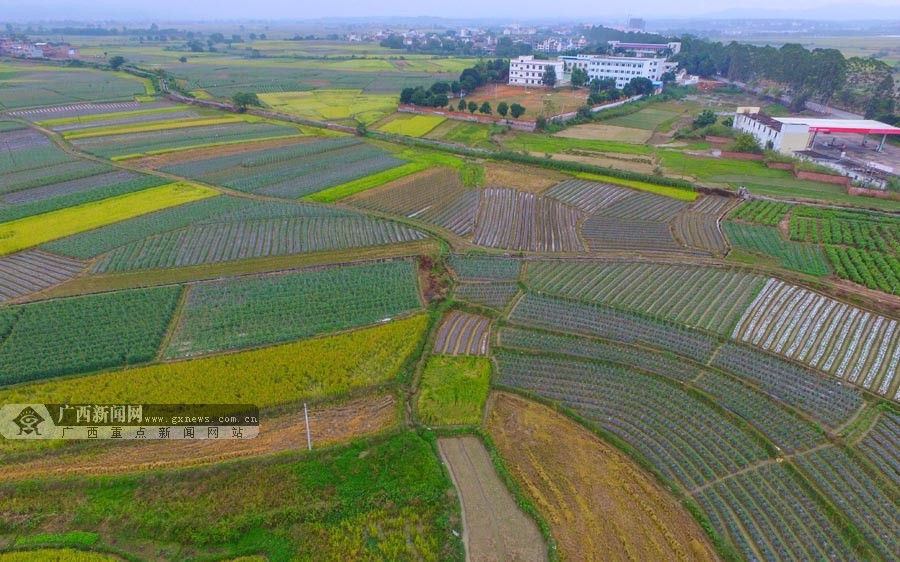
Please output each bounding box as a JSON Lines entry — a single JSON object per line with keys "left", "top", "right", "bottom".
{"left": 673, "top": 37, "right": 897, "bottom": 119}
{"left": 399, "top": 59, "right": 509, "bottom": 108}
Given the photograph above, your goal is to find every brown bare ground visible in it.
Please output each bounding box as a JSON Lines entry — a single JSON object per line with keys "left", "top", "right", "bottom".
{"left": 0, "top": 394, "right": 397, "bottom": 481}
{"left": 483, "top": 162, "right": 568, "bottom": 193}
{"left": 438, "top": 436, "right": 547, "bottom": 562}
{"left": 487, "top": 392, "right": 722, "bottom": 562}
{"left": 553, "top": 123, "right": 653, "bottom": 144}
{"left": 463, "top": 84, "right": 590, "bottom": 121}
{"left": 128, "top": 136, "right": 318, "bottom": 169}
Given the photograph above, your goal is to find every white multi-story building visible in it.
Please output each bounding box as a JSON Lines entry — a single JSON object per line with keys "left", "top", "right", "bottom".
{"left": 559, "top": 54, "right": 677, "bottom": 89}
{"left": 508, "top": 55, "right": 568, "bottom": 86}
{"left": 608, "top": 41, "right": 681, "bottom": 56}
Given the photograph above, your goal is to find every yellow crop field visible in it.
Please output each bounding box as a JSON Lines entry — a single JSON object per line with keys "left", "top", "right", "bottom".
{"left": 377, "top": 114, "right": 447, "bottom": 137}
{"left": 0, "top": 315, "right": 428, "bottom": 406}
{"left": 259, "top": 89, "right": 396, "bottom": 125}
{"left": 0, "top": 183, "right": 218, "bottom": 255}
{"left": 0, "top": 550, "right": 117, "bottom": 562}
{"left": 62, "top": 117, "right": 243, "bottom": 139}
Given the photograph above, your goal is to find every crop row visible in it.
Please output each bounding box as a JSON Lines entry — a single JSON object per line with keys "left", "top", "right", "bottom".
{"left": 672, "top": 211, "right": 727, "bottom": 256}
{"left": 51, "top": 109, "right": 201, "bottom": 133}
{"left": 497, "top": 326, "right": 700, "bottom": 381}
{"left": 495, "top": 350, "right": 768, "bottom": 489}
{"left": 728, "top": 199, "right": 793, "bottom": 227}
{"left": 1, "top": 128, "right": 53, "bottom": 151}
{"left": 72, "top": 121, "right": 300, "bottom": 158}
{"left": 723, "top": 222, "right": 830, "bottom": 276}
{"left": 0, "top": 250, "right": 85, "bottom": 302}
{"left": 454, "top": 282, "right": 519, "bottom": 310}
{"left": 525, "top": 260, "right": 766, "bottom": 335}
{"left": 594, "top": 190, "right": 690, "bottom": 222}
{"left": 91, "top": 217, "right": 426, "bottom": 273}
{"left": 696, "top": 463, "right": 857, "bottom": 562}
{"left": 796, "top": 446, "right": 899, "bottom": 561}
{"left": 1, "top": 170, "right": 139, "bottom": 206}
{"left": 473, "top": 188, "right": 584, "bottom": 252}
{"left": 9, "top": 101, "right": 148, "bottom": 119}
{"left": 1, "top": 159, "right": 111, "bottom": 197}
{"left": 711, "top": 342, "right": 863, "bottom": 428}
{"left": 449, "top": 259, "right": 522, "bottom": 285}
{"left": 0, "top": 286, "right": 181, "bottom": 385}
{"left": 433, "top": 311, "right": 490, "bottom": 356}
{"left": 858, "top": 412, "right": 900, "bottom": 483}
{"left": 581, "top": 216, "right": 693, "bottom": 254}
{"left": 790, "top": 206, "right": 900, "bottom": 253}
{"left": 826, "top": 245, "right": 900, "bottom": 295}
{"left": 693, "top": 372, "right": 823, "bottom": 453}
{"left": 509, "top": 292, "right": 719, "bottom": 363}
{"left": 543, "top": 179, "right": 632, "bottom": 214}
{"left": 733, "top": 278, "right": 899, "bottom": 398}
{"left": 166, "top": 260, "right": 421, "bottom": 358}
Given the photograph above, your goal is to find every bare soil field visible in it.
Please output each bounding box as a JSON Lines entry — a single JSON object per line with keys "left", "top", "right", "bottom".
{"left": 552, "top": 152, "right": 657, "bottom": 175}
{"left": 463, "top": 84, "right": 590, "bottom": 121}
{"left": 0, "top": 394, "right": 398, "bottom": 481}
{"left": 438, "top": 436, "right": 547, "bottom": 562}
{"left": 553, "top": 123, "right": 654, "bottom": 144}
{"left": 487, "top": 392, "right": 722, "bottom": 562}
{"left": 483, "top": 162, "right": 569, "bottom": 193}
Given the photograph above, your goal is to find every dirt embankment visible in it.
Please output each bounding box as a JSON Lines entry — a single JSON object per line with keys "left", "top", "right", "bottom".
{"left": 487, "top": 392, "right": 722, "bottom": 562}
{"left": 1, "top": 394, "right": 397, "bottom": 481}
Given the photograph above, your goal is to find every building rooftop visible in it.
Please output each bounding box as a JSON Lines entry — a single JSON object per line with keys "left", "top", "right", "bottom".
{"left": 774, "top": 118, "right": 900, "bottom": 136}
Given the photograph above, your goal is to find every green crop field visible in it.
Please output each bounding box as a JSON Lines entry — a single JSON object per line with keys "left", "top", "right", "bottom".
{"left": 0, "top": 62, "right": 149, "bottom": 110}
{"left": 417, "top": 355, "right": 491, "bottom": 425}
{"left": 377, "top": 113, "right": 447, "bottom": 137}
{"left": 259, "top": 89, "right": 397, "bottom": 124}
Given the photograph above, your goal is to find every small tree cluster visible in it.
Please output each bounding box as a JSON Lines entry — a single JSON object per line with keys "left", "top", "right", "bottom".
{"left": 453, "top": 99, "right": 525, "bottom": 118}
{"left": 400, "top": 84, "right": 450, "bottom": 108}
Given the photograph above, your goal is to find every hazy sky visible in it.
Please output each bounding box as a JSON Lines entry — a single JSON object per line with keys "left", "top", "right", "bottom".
{"left": 5, "top": 0, "right": 900, "bottom": 21}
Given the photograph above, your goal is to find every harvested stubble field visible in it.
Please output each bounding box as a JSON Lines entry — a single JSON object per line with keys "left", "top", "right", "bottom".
{"left": 0, "top": 393, "right": 398, "bottom": 481}
{"left": 488, "top": 392, "right": 721, "bottom": 562}
{"left": 553, "top": 122, "right": 654, "bottom": 143}
{"left": 482, "top": 162, "right": 569, "bottom": 193}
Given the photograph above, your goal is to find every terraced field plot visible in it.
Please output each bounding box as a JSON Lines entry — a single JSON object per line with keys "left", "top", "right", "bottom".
{"left": 258, "top": 88, "right": 397, "bottom": 125}
{"left": 454, "top": 282, "right": 519, "bottom": 310}
{"left": 0, "top": 315, "right": 428, "bottom": 408}
{"left": 439, "top": 437, "right": 547, "bottom": 561}
{"left": 72, "top": 120, "right": 301, "bottom": 159}
{"left": 732, "top": 279, "right": 900, "bottom": 399}
{"left": 166, "top": 260, "right": 422, "bottom": 357}
{"left": 349, "top": 168, "right": 478, "bottom": 236}
{"left": 488, "top": 392, "right": 721, "bottom": 562}
{"left": 0, "top": 182, "right": 218, "bottom": 255}
{"left": 0, "top": 64, "right": 148, "bottom": 110}
{"left": 729, "top": 199, "right": 794, "bottom": 227}
{"left": 472, "top": 187, "right": 584, "bottom": 252}
{"left": 525, "top": 261, "right": 767, "bottom": 335}
{"left": 673, "top": 195, "right": 732, "bottom": 256}
{"left": 432, "top": 311, "right": 491, "bottom": 356}
{"left": 449, "top": 255, "right": 521, "bottom": 281}
{"left": 159, "top": 137, "right": 404, "bottom": 198}
{"left": 10, "top": 101, "right": 165, "bottom": 120}
{"left": 724, "top": 222, "right": 830, "bottom": 276}
{"left": 695, "top": 463, "right": 859, "bottom": 562}
{"left": 0, "top": 250, "right": 85, "bottom": 302}
{"left": 602, "top": 106, "right": 682, "bottom": 130}
{"left": 544, "top": 179, "right": 632, "bottom": 214}
{"left": 858, "top": 412, "right": 900, "bottom": 485}
{"left": 0, "top": 286, "right": 181, "bottom": 385}
{"left": 495, "top": 351, "right": 768, "bottom": 489}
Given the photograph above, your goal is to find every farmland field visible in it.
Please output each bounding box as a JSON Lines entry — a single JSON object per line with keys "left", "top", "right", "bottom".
{"left": 723, "top": 222, "right": 830, "bottom": 276}
{"left": 166, "top": 260, "right": 422, "bottom": 357}
{"left": 432, "top": 311, "right": 491, "bottom": 356}
{"left": 417, "top": 355, "right": 490, "bottom": 425}
{"left": 488, "top": 392, "right": 721, "bottom": 562}
{"left": 258, "top": 89, "right": 397, "bottom": 125}
{"left": 0, "top": 63, "right": 148, "bottom": 110}
{"left": 376, "top": 113, "right": 446, "bottom": 136}
{"left": 0, "top": 182, "right": 218, "bottom": 255}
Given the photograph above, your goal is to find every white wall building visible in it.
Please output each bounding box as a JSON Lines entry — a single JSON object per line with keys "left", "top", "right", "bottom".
{"left": 508, "top": 55, "right": 568, "bottom": 86}
{"left": 559, "top": 54, "right": 677, "bottom": 89}
{"left": 608, "top": 41, "right": 681, "bottom": 56}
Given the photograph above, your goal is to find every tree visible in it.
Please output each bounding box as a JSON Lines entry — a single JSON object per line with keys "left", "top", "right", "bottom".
{"left": 178, "top": 56, "right": 187, "bottom": 63}
{"left": 108, "top": 55, "right": 125, "bottom": 69}
{"left": 589, "top": 78, "right": 601, "bottom": 92}
{"left": 468, "top": 101, "right": 478, "bottom": 113}
{"left": 542, "top": 65, "right": 557, "bottom": 87}
{"left": 450, "top": 81, "right": 461, "bottom": 96}
{"left": 731, "top": 132, "right": 763, "bottom": 154}
{"left": 535, "top": 115, "right": 547, "bottom": 130}
{"left": 661, "top": 71, "right": 676, "bottom": 83}
{"left": 232, "top": 92, "right": 261, "bottom": 111}
{"left": 497, "top": 101, "right": 509, "bottom": 117}
{"left": 433, "top": 94, "right": 449, "bottom": 108}
{"left": 479, "top": 101, "right": 492, "bottom": 115}
{"left": 430, "top": 81, "right": 450, "bottom": 95}
{"left": 458, "top": 98, "right": 467, "bottom": 111}
{"left": 628, "top": 77, "right": 655, "bottom": 96}
{"left": 509, "top": 103, "right": 526, "bottom": 119}
{"left": 570, "top": 66, "right": 588, "bottom": 88}
{"left": 399, "top": 88, "right": 416, "bottom": 104}
{"left": 209, "top": 33, "right": 225, "bottom": 44}
{"left": 693, "top": 109, "right": 717, "bottom": 128}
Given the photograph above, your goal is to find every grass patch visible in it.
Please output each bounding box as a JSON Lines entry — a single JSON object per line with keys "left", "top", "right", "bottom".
{"left": 603, "top": 107, "right": 681, "bottom": 130}
{"left": 0, "top": 550, "right": 116, "bottom": 561}
{"left": 304, "top": 161, "right": 428, "bottom": 202}
{"left": 418, "top": 355, "right": 491, "bottom": 426}
{"left": 502, "top": 132, "right": 654, "bottom": 156}
{"left": 0, "top": 182, "right": 218, "bottom": 255}
{"left": 259, "top": 89, "right": 396, "bottom": 125}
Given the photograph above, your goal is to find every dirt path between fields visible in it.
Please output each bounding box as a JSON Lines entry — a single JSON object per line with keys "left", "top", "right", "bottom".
{"left": 0, "top": 394, "right": 397, "bottom": 481}
{"left": 438, "top": 436, "right": 546, "bottom": 562}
